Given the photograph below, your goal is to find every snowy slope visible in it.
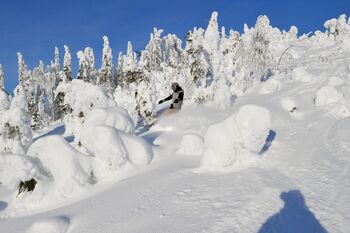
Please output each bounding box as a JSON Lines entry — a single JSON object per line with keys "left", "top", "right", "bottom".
{"left": 1, "top": 46, "right": 350, "bottom": 233}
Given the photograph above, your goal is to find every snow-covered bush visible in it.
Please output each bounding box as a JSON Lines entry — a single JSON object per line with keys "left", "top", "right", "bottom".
{"left": 177, "top": 133, "right": 205, "bottom": 156}
{"left": 0, "top": 153, "right": 40, "bottom": 191}
{"left": 55, "top": 79, "right": 116, "bottom": 141}
{"left": 27, "top": 135, "right": 93, "bottom": 194}
{"left": 201, "top": 105, "right": 271, "bottom": 168}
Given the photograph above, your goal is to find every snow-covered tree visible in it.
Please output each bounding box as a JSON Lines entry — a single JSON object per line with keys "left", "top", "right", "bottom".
{"left": 0, "top": 86, "right": 32, "bottom": 154}
{"left": 185, "top": 28, "right": 209, "bottom": 84}
{"left": 143, "top": 28, "right": 164, "bottom": 72}
{"left": 99, "top": 36, "right": 115, "bottom": 93}
{"left": 63, "top": 45, "right": 72, "bottom": 81}
{"left": 0, "top": 64, "right": 4, "bottom": 90}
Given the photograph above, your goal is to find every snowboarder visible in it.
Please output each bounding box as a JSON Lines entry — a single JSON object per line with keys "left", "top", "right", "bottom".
{"left": 158, "top": 82, "right": 184, "bottom": 116}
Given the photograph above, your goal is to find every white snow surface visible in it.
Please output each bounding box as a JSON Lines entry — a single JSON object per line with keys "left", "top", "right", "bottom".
{"left": 2, "top": 32, "right": 350, "bottom": 233}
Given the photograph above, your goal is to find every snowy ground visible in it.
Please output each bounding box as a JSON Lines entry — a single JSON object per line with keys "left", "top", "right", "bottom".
{"left": 1, "top": 46, "right": 350, "bottom": 233}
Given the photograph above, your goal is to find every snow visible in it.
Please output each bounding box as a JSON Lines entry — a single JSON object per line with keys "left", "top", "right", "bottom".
{"left": 201, "top": 105, "right": 271, "bottom": 168}
{"left": 177, "top": 133, "right": 205, "bottom": 156}
{"left": 27, "top": 135, "right": 93, "bottom": 195}
{"left": 1, "top": 11, "right": 350, "bottom": 233}
{"left": 26, "top": 216, "right": 70, "bottom": 233}
{"left": 0, "top": 153, "right": 39, "bottom": 190}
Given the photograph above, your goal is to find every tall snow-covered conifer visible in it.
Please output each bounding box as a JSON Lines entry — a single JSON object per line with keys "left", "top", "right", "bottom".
{"left": 99, "top": 36, "right": 114, "bottom": 93}
{"left": 63, "top": 45, "right": 72, "bottom": 81}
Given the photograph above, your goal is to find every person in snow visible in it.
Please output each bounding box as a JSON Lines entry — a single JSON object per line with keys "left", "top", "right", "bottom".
{"left": 158, "top": 82, "right": 184, "bottom": 115}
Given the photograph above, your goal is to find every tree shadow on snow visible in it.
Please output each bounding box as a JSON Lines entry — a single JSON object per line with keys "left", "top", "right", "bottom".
{"left": 0, "top": 201, "right": 8, "bottom": 212}
{"left": 259, "top": 130, "right": 276, "bottom": 155}
{"left": 34, "top": 124, "right": 65, "bottom": 142}
{"left": 258, "top": 190, "right": 328, "bottom": 233}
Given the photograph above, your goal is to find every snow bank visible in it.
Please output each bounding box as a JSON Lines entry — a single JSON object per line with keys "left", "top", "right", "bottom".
{"left": 27, "top": 135, "right": 93, "bottom": 194}
{"left": 0, "top": 153, "right": 40, "bottom": 190}
{"left": 201, "top": 105, "right": 271, "bottom": 168}
{"left": 177, "top": 133, "right": 205, "bottom": 156}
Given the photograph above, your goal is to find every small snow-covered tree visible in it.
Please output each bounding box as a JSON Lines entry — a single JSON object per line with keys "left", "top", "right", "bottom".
{"left": 63, "top": 45, "right": 72, "bottom": 81}
{"left": 0, "top": 86, "right": 32, "bottom": 154}
{"left": 77, "top": 50, "right": 89, "bottom": 82}
{"left": 99, "top": 36, "right": 115, "bottom": 93}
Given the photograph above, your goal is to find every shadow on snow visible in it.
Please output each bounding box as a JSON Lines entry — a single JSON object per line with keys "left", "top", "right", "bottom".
{"left": 259, "top": 130, "right": 276, "bottom": 155}
{"left": 258, "top": 190, "right": 328, "bottom": 233}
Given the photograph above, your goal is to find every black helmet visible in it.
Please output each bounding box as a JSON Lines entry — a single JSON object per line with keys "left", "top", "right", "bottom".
{"left": 171, "top": 82, "right": 179, "bottom": 89}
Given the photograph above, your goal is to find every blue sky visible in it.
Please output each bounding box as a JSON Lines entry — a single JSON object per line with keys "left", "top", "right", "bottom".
{"left": 0, "top": 0, "right": 349, "bottom": 92}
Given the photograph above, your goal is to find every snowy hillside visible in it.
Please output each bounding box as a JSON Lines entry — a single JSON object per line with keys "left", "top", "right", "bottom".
{"left": 1, "top": 12, "right": 350, "bottom": 233}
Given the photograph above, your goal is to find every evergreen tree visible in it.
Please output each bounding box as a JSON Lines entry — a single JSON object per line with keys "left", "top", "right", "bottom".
{"left": 99, "top": 36, "right": 115, "bottom": 93}
{"left": 185, "top": 28, "right": 209, "bottom": 84}
{"left": 63, "top": 45, "right": 72, "bottom": 81}
{"left": 143, "top": 28, "right": 164, "bottom": 72}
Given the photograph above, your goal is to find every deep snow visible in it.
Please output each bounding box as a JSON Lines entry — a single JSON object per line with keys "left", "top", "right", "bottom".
{"left": 1, "top": 40, "right": 350, "bottom": 233}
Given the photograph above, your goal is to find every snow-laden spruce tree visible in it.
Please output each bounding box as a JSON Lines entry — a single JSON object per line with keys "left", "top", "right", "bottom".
{"left": 17, "top": 52, "right": 37, "bottom": 120}
{"left": 99, "top": 36, "right": 115, "bottom": 93}
{"left": 143, "top": 28, "right": 164, "bottom": 72}
{"left": 0, "top": 85, "right": 32, "bottom": 154}
{"left": 63, "top": 45, "right": 72, "bottom": 81}
{"left": 235, "top": 15, "right": 275, "bottom": 92}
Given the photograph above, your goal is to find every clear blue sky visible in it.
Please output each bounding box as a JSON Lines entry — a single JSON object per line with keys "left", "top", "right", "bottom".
{"left": 0, "top": 0, "right": 349, "bottom": 92}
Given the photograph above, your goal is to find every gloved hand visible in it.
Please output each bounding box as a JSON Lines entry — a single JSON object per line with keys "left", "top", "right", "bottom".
{"left": 158, "top": 100, "right": 164, "bottom": 104}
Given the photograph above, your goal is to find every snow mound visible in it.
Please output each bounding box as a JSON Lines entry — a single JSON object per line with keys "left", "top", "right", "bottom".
{"left": 280, "top": 97, "right": 298, "bottom": 113}
{"left": 27, "top": 135, "right": 93, "bottom": 194}
{"left": 0, "top": 153, "right": 40, "bottom": 190}
{"left": 315, "top": 85, "right": 344, "bottom": 106}
{"left": 292, "top": 67, "right": 316, "bottom": 82}
{"left": 80, "top": 107, "right": 153, "bottom": 174}
{"left": 201, "top": 105, "right": 271, "bottom": 168}
{"left": 178, "top": 133, "right": 205, "bottom": 156}
{"left": 26, "top": 216, "right": 70, "bottom": 233}
{"left": 83, "top": 107, "right": 134, "bottom": 134}
{"left": 119, "top": 132, "right": 153, "bottom": 165}
{"left": 57, "top": 79, "right": 116, "bottom": 140}
{"left": 81, "top": 125, "right": 128, "bottom": 171}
